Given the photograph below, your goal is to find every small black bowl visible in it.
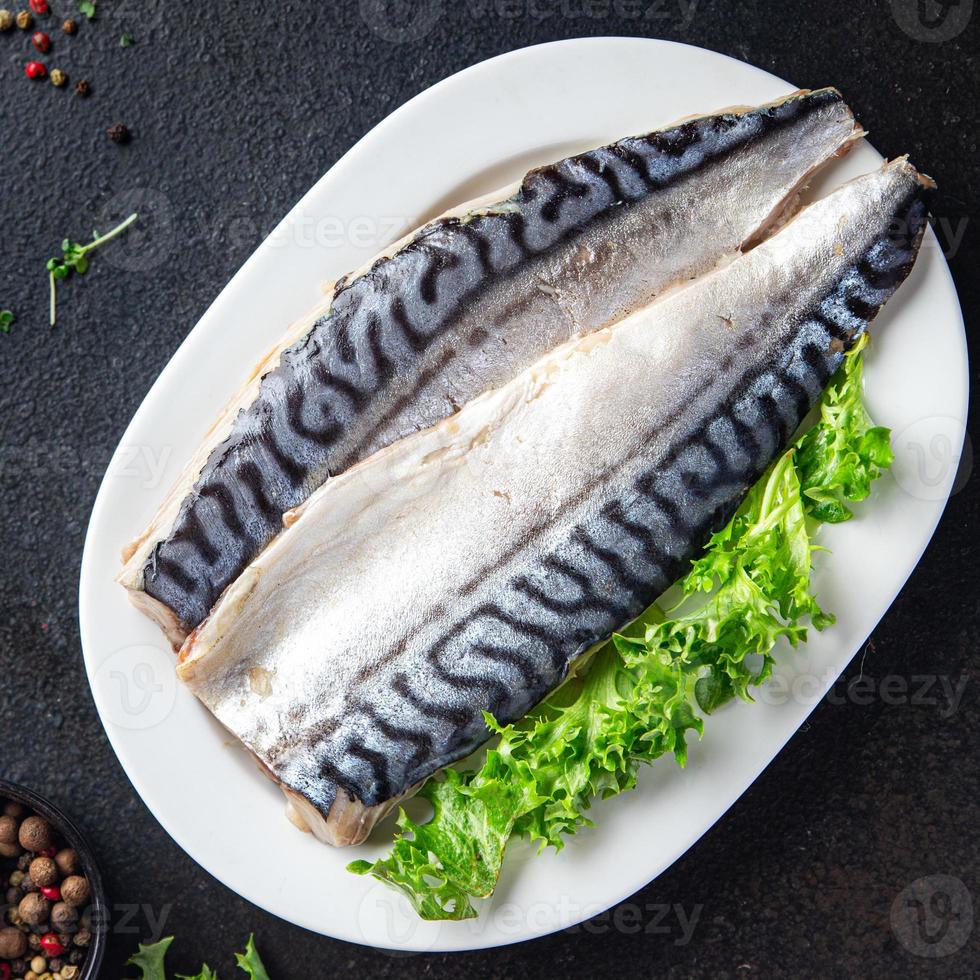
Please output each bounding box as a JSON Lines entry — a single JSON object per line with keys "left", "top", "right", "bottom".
{"left": 0, "top": 779, "right": 107, "bottom": 980}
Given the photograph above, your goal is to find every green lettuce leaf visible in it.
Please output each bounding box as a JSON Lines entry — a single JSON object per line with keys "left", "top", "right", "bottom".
{"left": 234, "top": 935, "right": 271, "bottom": 980}
{"left": 127, "top": 934, "right": 270, "bottom": 979}
{"left": 349, "top": 341, "right": 891, "bottom": 920}
{"left": 177, "top": 967, "right": 219, "bottom": 980}
{"left": 796, "top": 333, "right": 894, "bottom": 522}
{"left": 127, "top": 937, "right": 174, "bottom": 980}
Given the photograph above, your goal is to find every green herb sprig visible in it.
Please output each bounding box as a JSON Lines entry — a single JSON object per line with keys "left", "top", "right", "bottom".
{"left": 126, "top": 933, "right": 270, "bottom": 980}
{"left": 46, "top": 212, "right": 138, "bottom": 326}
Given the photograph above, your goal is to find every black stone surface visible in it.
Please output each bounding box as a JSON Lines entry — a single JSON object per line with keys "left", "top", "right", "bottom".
{"left": 0, "top": 2, "right": 976, "bottom": 977}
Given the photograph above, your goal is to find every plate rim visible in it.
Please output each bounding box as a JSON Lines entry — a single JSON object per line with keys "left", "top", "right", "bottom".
{"left": 78, "top": 36, "right": 969, "bottom": 951}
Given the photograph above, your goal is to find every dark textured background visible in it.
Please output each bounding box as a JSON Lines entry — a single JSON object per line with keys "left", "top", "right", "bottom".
{"left": 1, "top": 1, "right": 977, "bottom": 977}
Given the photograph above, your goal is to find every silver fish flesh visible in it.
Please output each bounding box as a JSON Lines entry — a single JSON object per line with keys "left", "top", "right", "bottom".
{"left": 177, "top": 159, "right": 930, "bottom": 846}
{"left": 120, "top": 89, "right": 859, "bottom": 646}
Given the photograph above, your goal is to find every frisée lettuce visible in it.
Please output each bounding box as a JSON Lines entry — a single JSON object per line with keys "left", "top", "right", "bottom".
{"left": 349, "top": 336, "right": 893, "bottom": 920}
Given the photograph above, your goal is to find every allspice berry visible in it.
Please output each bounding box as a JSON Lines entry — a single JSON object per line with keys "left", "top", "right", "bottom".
{"left": 0, "top": 813, "right": 18, "bottom": 844}
{"left": 0, "top": 841, "right": 22, "bottom": 859}
{"left": 15, "top": 8, "right": 31, "bottom": 29}
{"left": 18, "top": 891, "right": 50, "bottom": 926}
{"left": 60, "top": 876, "right": 90, "bottom": 908}
{"left": 18, "top": 815, "right": 53, "bottom": 853}
{"left": 62, "top": 16, "right": 75, "bottom": 33}
{"left": 0, "top": 9, "right": 14, "bottom": 32}
{"left": 50, "top": 901, "right": 78, "bottom": 934}
{"left": 0, "top": 925, "right": 29, "bottom": 958}
{"left": 54, "top": 849, "right": 80, "bottom": 877}
{"left": 3, "top": 800, "right": 26, "bottom": 818}
{"left": 29, "top": 856, "right": 58, "bottom": 888}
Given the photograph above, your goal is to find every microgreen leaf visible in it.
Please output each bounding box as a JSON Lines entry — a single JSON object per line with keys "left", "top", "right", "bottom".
{"left": 77, "top": 0, "right": 96, "bottom": 19}
{"left": 0, "top": 310, "right": 15, "bottom": 335}
{"left": 121, "top": 33, "right": 135, "bottom": 46}
{"left": 45, "top": 212, "right": 138, "bottom": 325}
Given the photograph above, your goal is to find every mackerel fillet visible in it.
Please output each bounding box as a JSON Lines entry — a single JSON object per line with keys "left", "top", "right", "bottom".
{"left": 120, "top": 89, "right": 858, "bottom": 645}
{"left": 178, "top": 160, "right": 930, "bottom": 846}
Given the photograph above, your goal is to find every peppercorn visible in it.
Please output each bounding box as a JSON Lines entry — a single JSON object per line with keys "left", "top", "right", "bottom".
{"left": 49, "top": 904, "right": 76, "bottom": 934}
{"left": 3, "top": 801, "right": 25, "bottom": 818}
{"left": 18, "top": 818, "right": 52, "bottom": 853}
{"left": 0, "top": 841, "right": 21, "bottom": 859}
{"left": 28, "top": 857, "right": 57, "bottom": 889}
{"left": 0, "top": 926, "right": 28, "bottom": 959}
{"left": 15, "top": 9, "right": 31, "bottom": 28}
{"left": 53, "top": 850, "right": 78, "bottom": 877}
{"left": 70, "top": 930, "right": 89, "bottom": 948}
{"left": 106, "top": 122, "right": 130, "bottom": 144}
{"left": 73, "top": 78, "right": 90, "bottom": 97}
{"left": 31, "top": 29, "right": 48, "bottom": 50}
{"left": 61, "top": 16, "right": 74, "bottom": 33}
{"left": 0, "top": 814, "right": 18, "bottom": 844}
{"left": 28, "top": 0, "right": 46, "bottom": 13}
{"left": 0, "top": 9, "right": 13, "bottom": 32}
{"left": 58, "top": 877, "right": 88, "bottom": 909}
{"left": 10, "top": 869, "right": 25, "bottom": 886}
{"left": 49, "top": 68, "right": 66, "bottom": 88}
{"left": 6, "top": 885, "right": 22, "bottom": 905}
{"left": 18, "top": 893, "right": 49, "bottom": 926}
{"left": 29, "top": 958, "right": 46, "bottom": 976}
{"left": 48, "top": 958, "right": 63, "bottom": 972}
{"left": 10, "top": 961, "right": 27, "bottom": 977}
{"left": 17, "top": 852, "right": 32, "bottom": 871}
{"left": 39, "top": 934, "right": 64, "bottom": 958}
{"left": 62, "top": 969, "right": 79, "bottom": 980}
{"left": 28, "top": 933, "right": 42, "bottom": 951}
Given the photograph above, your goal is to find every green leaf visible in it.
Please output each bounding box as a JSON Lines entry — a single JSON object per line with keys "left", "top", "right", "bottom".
{"left": 121, "top": 32, "right": 136, "bottom": 46}
{"left": 126, "top": 936, "right": 174, "bottom": 980}
{"left": 350, "top": 342, "right": 892, "bottom": 920}
{"left": 796, "top": 333, "right": 893, "bottom": 523}
{"left": 1, "top": 310, "right": 15, "bottom": 334}
{"left": 176, "top": 967, "right": 219, "bottom": 980}
{"left": 234, "top": 935, "right": 271, "bottom": 980}
{"left": 78, "top": 0, "right": 96, "bottom": 19}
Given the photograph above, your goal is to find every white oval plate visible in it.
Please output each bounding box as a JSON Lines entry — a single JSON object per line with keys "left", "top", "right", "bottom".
{"left": 80, "top": 38, "right": 967, "bottom": 951}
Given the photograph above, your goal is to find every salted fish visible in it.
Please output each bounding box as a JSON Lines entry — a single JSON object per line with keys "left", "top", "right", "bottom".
{"left": 177, "top": 159, "right": 930, "bottom": 846}
{"left": 119, "top": 89, "right": 859, "bottom": 646}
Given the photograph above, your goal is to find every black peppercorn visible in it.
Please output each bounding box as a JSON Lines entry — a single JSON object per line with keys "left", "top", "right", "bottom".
{"left": 74, "top": 78, "right": 90, "bottom": 97}
{"left": 106, "top": 122, "right": 131, "bottom": 143}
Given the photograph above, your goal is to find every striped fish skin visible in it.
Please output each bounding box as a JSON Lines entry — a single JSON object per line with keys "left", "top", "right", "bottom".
{"left": 178, "top": 160, "right": 929, "bottom": 846}
{"left": 134, "top": 89, "right": 858, "bottom": 637}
